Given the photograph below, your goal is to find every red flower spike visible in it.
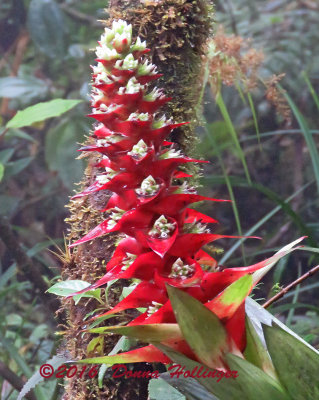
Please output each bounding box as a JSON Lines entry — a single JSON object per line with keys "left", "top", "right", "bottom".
{"left": 92, "top": 282, "right": 167, "bottom": 319}
{"left": 69, "top": 219, "right": 115, "bottom": 248}
{"left": 65, "top": 20, "right": 302, "bottom": 369}
{"left": 224, "top": 302, "right": 246, "bottom": 350}
{"left": 145, "top": 194, "right": 230, "bottom": 217}
{"left": 173, "top": 171, "right": 193, "bottom": 178}
{"left": 168, "top": 233, "right": 260, "bottom": 258}
{"left": 154, "top": 261, "right": 204, "bottom": 289}
{"left": 184, "top": 208, "right": 218, "bottom": 224}
{"left": 136, "top": 74, "right": 163, "bottom": 84}
{"left": 139, "top": 96, "right": 172, "bottom": 113}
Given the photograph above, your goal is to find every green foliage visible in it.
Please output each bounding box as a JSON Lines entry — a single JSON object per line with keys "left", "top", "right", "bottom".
{"left": 264, "top": 323, "right": 319, "bottom": 399}
{"left": 166, "top": 285, "right": 228, "bottom": 369}
{"left": 47, "top": 279, "right": 103, "bottom": 305}
{"left": 148, "top": 378, "right": 186, "bottom": 400}
{"left": 154, "top": 290, "right": 319, "bottom": 400}
{"left": 1, "top": 0, "right": 319, "bottom": 398}
{"left": 44, "top": 118, "right": 86, "bottom": 187}
{"left": 0, "top": 76, "right": 49, "bottom": 101}
{"left": 27, "top": 0, "right": 67, "bottom": 59}
{"left": 6, "top": 99, "right": 82, "bottom": 129}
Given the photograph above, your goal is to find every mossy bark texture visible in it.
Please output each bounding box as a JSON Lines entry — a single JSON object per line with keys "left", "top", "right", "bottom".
{"left": 61, "top": 1, "right": 212, "bottom": 399}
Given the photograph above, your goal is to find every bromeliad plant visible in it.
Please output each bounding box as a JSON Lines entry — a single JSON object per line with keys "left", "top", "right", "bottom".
{"left": 62, "top": 19, "right": 319, "bottom": 398}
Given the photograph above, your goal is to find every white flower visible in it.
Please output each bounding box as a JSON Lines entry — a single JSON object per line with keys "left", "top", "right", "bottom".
{"left": 99, "top": 28, "right": 115, "bottom": 46}
{"left": 118, "top": 77, "right": 145, "bottom": 95}
{"left": 137, "top": 59, "right": 157, "bottom": 76}
{"left": 160, "top": 147, "right": 182, "bottom": 159}
{"left": 152, "top": 115, "right": 171, "bottom": 129}
{"left": 91, "top": 89, "right": 105, "bottom": 104}
{"left": 113, "top": 32, "right": 132, "bottom": 52}
{"left": 169, "top": 258, "right": 195, "bottom": 279}
{"left": 96, "top": 175, "right": 110, "bottom": 185}
{"left": 107, "top": 207, "right": 125, "bottom": 229}
{"left": 184, "top": 222, "right": 209, "bottom": 234}
{"left": 115, "top": 54, "right": 138, "bottom": 70}
{"left": 128, "top": 139, "right": 148, "bottom": 159}
{"left": 131, "top": 36, "right": 146, "bottom": 52}
{"left": 149, "top": 215, "right": 176, "bottom": 239}
{"left": 174, "top": 181, "right": 197, "bottom": 194}
{"left": 121, "top": 253, "right": 137, "bottom": 271}
{"left": 95, "top": 46, "right": 120, "bottom": 61}
{"left": 93, "top": 104, "right": 118, "bottom": 114}
{"left": 146, "top": 301, "right": 163, "bottom": 317}
{"left": 136, "top": 175, "right": 160, "bottom": 196}
{"left": 96, "top": 139, "right": 108, "bottom": 147}
{"left": 128, "top": 112, "right": 149, "bottom": 121}
{"left": 143, "top": 87, "right": 163, "bottom": 101}
{"left": 112, "top": 20, "right": 132, "bottom": 36}
{"left": 96, "top": 167, "right": 117, "bottom": 185}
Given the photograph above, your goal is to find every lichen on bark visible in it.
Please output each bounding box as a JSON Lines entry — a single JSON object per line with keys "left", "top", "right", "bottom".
{"left": 60, "top": 1, "right": 213, "bottom": 399}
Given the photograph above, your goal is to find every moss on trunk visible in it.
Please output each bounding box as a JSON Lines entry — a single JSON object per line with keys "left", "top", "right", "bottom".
{"left": 60, "top": 1, "right": 213, "bottom": 399}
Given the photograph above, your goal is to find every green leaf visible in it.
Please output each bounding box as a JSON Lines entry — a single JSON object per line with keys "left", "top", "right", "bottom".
{"left": 263, "top": 323, "right": 319, "bottom": 400}
{"left": 0, "top": 148, "right": 15, "bottom": 163}
{"left": 3, "top": 128, "right": 36, "bottom": 142}
{"left": 281, "top": 87, "right": 319, "bottom": 194}
{"left": 45, "top": 119, "right": 86, "bottom": 187}
{"left": 215, "top": 92, "right": 251, "bottom": 183}
{"left": 108, "top": 336, "right": 134, "bottom": 356}
{"left": 0, "top": 195, "right": 20, "bottom": 216}
{"left": 47, "top": 280, "right": 89, "bottom": 295}
{"left": 207, "top": 275, "right": 253, "bottom": 319}
{"left": 17, "top": 353, "right": 69, "bottom": 400}
{"left": 77, "top": 345, "right": 166, "bottom": 365}
{"left": 204, "top": 123, "right": 246, "bottom": 263}
{"left": 245, "top": 297, "right": 319, "bottom": 352}
{"left": 87, "top": 336, "right": 104, "bottom": 357}
{"left": 88, "top": 324, "right": 182, "bottom": 342}
{"left": 27, "top": 0, "right": 67, "bottom": 59}
{"left": 6, "top": 99, "right": 82, "bottom": 129}
{"left": 0, "top": 162, "right": 4, "bottom": 182}
{"left": 98, "top": 364, "right": 109, "bottom": 389}
{"left": 0, "top": 264, "right": 17, "bottom": 289}
{"left": 96, "top": 335, "right": 138, "bottom": 387}
{"left": 29, "top": 324, "right": 49, "bottom": 344}
{"left": 247, "top": 92, "right": 261, "bottom": 146}
{"left": 0, "top": 76, "right": 49, "bottom": 100}
{"left": 0, "top": 332, "right": 33, "bottom": 377}
{"left": 155, "top": 344, "right": 244, "bottom": 400}
{"left": 166, "top": 285, "right": 228, "bottom": 369}
{"left": 148, "top": 378, "right": 186, "bottom": 400}
{"left": 302, "top": 72, "right": 319, "bottom": 111}
{"left": 160, "top": 374, "right": 218, "bottom": 400}
{"left": 226, "top": 354, "right": 290, "bottom": 400}
{"left": 251, "top": 237, "right": 305, "bottom": 285}
{"left": 4, "top": 157, "right": 33, "bottom": 178}
{"left": 47, "top": 280, "right": 102, "bottom": 304}
{"left": 244, "top": 317, "right": 277, "bottom": 379}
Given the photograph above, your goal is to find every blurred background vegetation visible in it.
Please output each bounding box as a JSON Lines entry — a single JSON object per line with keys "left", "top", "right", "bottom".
{"left": 0, "top": 0, "right": 319, "bottom": 399}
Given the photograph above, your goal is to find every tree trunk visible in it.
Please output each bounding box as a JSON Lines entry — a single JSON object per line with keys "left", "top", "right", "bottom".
{"left": 60, "top": 1, "right": 212, "bottom": 399}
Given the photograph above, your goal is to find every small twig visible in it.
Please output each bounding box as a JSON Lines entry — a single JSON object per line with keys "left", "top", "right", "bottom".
{"left": 0, "top": 361, "right": 37, "bottom": 400}
{"left": 60, "top": 4, "right": 104, "bottom": 27}
{"left": 263, "top": 264, "right": 319, "bottom": 308}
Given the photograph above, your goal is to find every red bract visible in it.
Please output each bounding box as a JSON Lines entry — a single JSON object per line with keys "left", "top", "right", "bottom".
{"left": 68, "top": 20, "right": 301, "bottom": 368}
